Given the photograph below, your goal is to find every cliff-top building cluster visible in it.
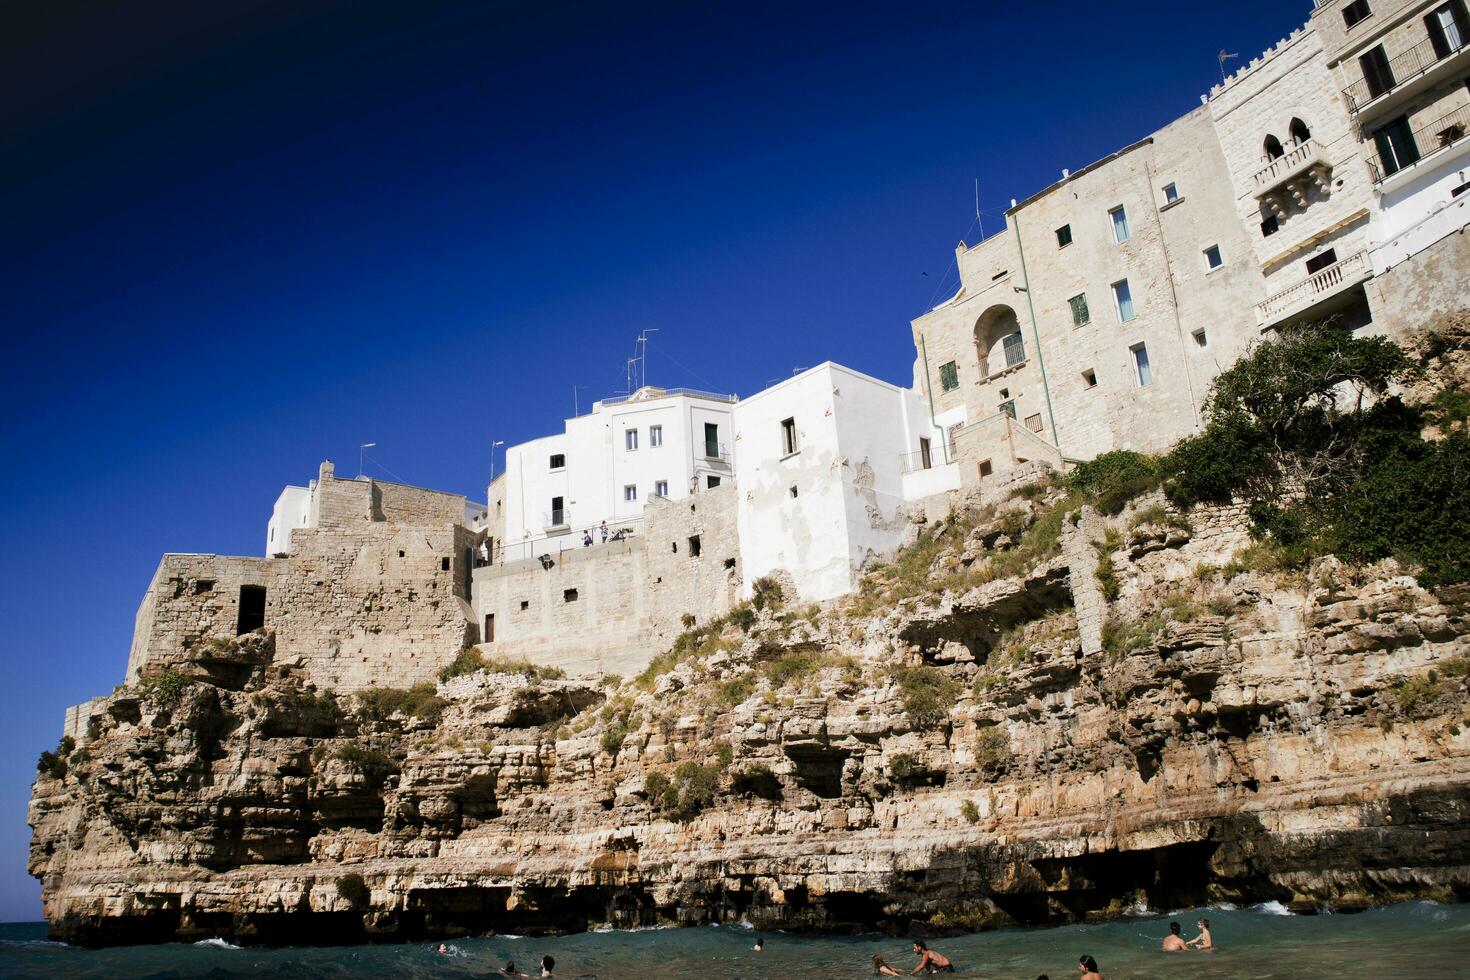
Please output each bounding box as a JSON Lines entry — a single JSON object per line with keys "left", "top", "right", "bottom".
{"left": 70, "top": 1, "right": 1469, "bottom": 736}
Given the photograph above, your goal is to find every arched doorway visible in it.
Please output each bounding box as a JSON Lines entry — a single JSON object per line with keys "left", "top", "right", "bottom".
{"left": 1289, "top": 117, "right": 1311, "bottom": 146}
{"left": 1263, "top": 134, "right": 1284, "bottom": 160}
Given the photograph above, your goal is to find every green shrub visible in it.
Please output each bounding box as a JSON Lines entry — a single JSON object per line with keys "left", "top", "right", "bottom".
{"left": 36, "top": 735, "right": 74, "bottom": 780}
{"left": 890, "top": 665, "right": 960, "bottom": 729}
{"left": 680, "top": 613, "right": 697, "bottom": 629}
{"left": 643, "top": 771, "right": 671, "bottom": 801}
{"left": 1068, "top": 451, "right": 1160, "bottom": 515}
{"left": 714, "top": 740, "right": 735, "bottom": 768}
{"left": 719, "top": 673, "right": 758, "bottom": 706}
{"left": 439, "top": 650, "right": 567, "bottom": 683}
{"left": 764, "top": 651, "right": 823, "bottom": 687}
{"left": 889, "top": 752, "right": 919, "bottom": 782}
{"left": 974, "top": 726, "right": 1011, "bottom": 771}
{"left": 960, "top": 799, "right": 981, "bottom": 824}
{"left": 751, "top": 576, "right": 785, "bottom": 611}
{"left": 1430, "top": 386, "right": 1470, "bottom": 429}
{"left": 673, "top": 762, "right": 719, "bottom": 818}
{"left": 732, "top": 764, "right": 782, "bottom": 800}
{"left": 333, "top": 743, "right": 400, "bottom": 789}
{"left": 1101, "top": 614, "right": 1164, "bottom": 661}
{"left": 140, "top": 669, "right": 192, "bottom": 708}
{"left": 1394, "top": 674, "right": 1443, "bottom": 715}
{"left": 357, "top": 683, "right": 444, "bottom": 723}
{"left": 336, "top": 873, "right": 370, "bottom": 907}
{"left": 438, "top": 648, "right": 487, "bottom": 681}
{"left": 728, "top": 604, "right": 757, "bottom": 633}
{"left": 601, "top": 721, "right": 631, "bottom": 755}
{"left": 1094, "top": 545, "right": 1120, "bottom": 603}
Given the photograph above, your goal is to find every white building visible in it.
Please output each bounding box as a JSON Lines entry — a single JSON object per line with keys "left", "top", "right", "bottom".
{"left": 266, "top": 485, "right": 312, "bottom": 558}
{"left": 731, "top": 362, "right": 955, "bottom": 602}
{"left": 498, "top": 386, "right": 738, "bottom": 561}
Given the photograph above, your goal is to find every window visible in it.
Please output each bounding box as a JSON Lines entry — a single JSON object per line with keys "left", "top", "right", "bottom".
{"left": 1069, "top": 293, "right": 1091, "bottom": 327}
{"left": 706, "top": 474, "right": 721, "bottom": 489}
{"left": 1261, "top": 214, "right": 1280, "bottom": 237}
{"left": 1305, "top": 248, "right": 1338, "bottom": 275}
{"left": 1359, "top": 45, "right": 1394, "bottom": 100}
{"left": 563, "top": 588, "right": 578, "bottom": 603}
{"left": 789, "top": 484, "right": 799, "bottom": 498}
{"left": 1192, "top": 328, "right": 1208, "bottom": 348}
{"left": 549, "top": 496, "right": 565, "bottom": 525}
{"left": 624, "top": 484, "right": 637, "bottom": 502}
{"left": 1001, "top": 332, "right": 1026, "bottom": 367}
{"left": 549, "top": 453, "right": 565, "bottom": 469}
{"left": 519, "top": 599, "right": 529, "bottom": 611}
{"left": 919, "top": 436, "right": 932, "bottom": 470}
{"left": 1131, "top": 343, "right": 1153, "bottom": 387}
{"left": 237, "top": 585, "right": 266, "bottom": 635}
{"left": 441, "top": 556, "right": 451, "bottom": 571}
{"left": 780, "top": 417, "right": 798, "bottom": 455}
{"left": 1112, "top": 279, "right": 1136, "bottom": 322}
{"left": 1372, "top": 115, "right": 1421, "bottom": 176}
{"left": 999, "top": 398, "right": 1016, "bottom": 419}
{"left": 654, "top": 479, "right": 669, "bottom": 498}
{"left": 1024, "top": 412, "right": 1044, "bottom": 433}
{"left": 1263, "top": 134, "right": 1285, "bottom": 161}
{"left": 688, "top": 535, "right": 702, "bottom": 558}
{"left": 1289, "top": 117, "right": 1311, "bottom": 146}
{"left": 978, "top": 459, "right": 993, "bottom": 478}
{"left": 1109, "top": 205, "right": 1130, "bottom": 243}
{"left": 649, "top": 425, "right": 663, "bottom": 447}
{"left": 1204, "top": 244, "right": 1223, "bottom": 269}
{"left": 946, "top": 422, "right": 962, "bottom": 455}
{"left": 704, "top": 422, "right": 720, "bottom": 459}
{"left": 1427, "top": 3, "right": 1469, "bottom": 58}
{"left": 938, "top": 360, "right": 959, "bottom": 391}
{"left": 1162, "top": 183, "right": 1179, "bottom": 204}
{"left": 1055, "top": 224, "right": 1073, "bottom": 248}
{"left": 1452, "top": 180, "right": 1470, "bottom": 198}
{"left": 1082, "top": 368, "right": 1098, "bottom": 389}
{"left": 1342, "top": 0, "right": 1371, "bottom": 29}
{"left": 625, "top": 428, "right": 638, "bottom": 451}
{"left": 484, "top": 614, "right": 495, "bottom": 643}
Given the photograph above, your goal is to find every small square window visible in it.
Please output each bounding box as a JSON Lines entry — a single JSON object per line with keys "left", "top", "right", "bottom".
{"left": 1055, "top": 224, "right": 1073, "bottom": 248}
{"left": 1162, "top": 183, "right": 1179, "bottom": 204}
{"left": 1082, "top": 369, "right": 1098, "bottom": 389}
{"left": 549, "top": 453, "right": 565, "bottom": 469}
{"left": 624, "top": 429, "right": 638, "bottom": 451}
{"left": 1069, "top": 293, "right": 1090, "bottom": 327}
{"left": 1343, "top": 0, "right": 1371, "bottom": 29}
{"left": 654, "top": 480, "right": 669, "bottom": 497}
{"left": 706, "top": 475, "right": 721, "bottom": 489}
{"left": 1112, "top": 279, "right": 1136, "bottom": 322}
{"left": 978, "top": 459, "right": 993, "bottom": 478}
{"left": 1110, "top": 205, "right": 1130, "bottom": 243}
{"left": 649, "top": 425, "right": 663, "bottom": 447}
{"left": 1131, "top": 343, "right": 1153, "bottom": 387}
{"left": 1261, "top": 215, "right": 1279, "bottom": 237}
{"left": 520, "top": 599, "right": 529, "bottom": 610}
{"left": 938, "top": 361, "right": 959, "bottom": 392}
{"left": 1204, "top": 244, "right": 1223, "bottom": 269}
{"left": 624, "top": 484, "right": 637, "bottom": 501}
{"left": 1193, "top": 328, "right": 1208, "bottom": 348}
{"left": 563, "top": 588, "right": 578, "bottom": 602}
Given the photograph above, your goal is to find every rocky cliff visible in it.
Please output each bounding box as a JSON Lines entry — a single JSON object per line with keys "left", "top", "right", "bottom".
{"left": 28, "top": 487, "right": 1470, "bottom": 946}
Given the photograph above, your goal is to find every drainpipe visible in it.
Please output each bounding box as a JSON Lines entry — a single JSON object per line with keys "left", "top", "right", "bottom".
{"left": 1009, "top": 209, "right": 1062, "bottom": 447}
{"left": 917, "top": 333, "right": 952, "bottom": 464}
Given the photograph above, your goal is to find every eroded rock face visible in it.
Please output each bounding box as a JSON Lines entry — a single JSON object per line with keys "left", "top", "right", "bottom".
{"left": 28, "top": 498, "right": 1470, "bottom": 946}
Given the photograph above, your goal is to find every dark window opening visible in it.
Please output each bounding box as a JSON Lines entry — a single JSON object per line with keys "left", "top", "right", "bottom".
{"left": 1343, "top": 0, "right": 1371, "bottom": 29}
{"left": 1306, "top": 248, "right": 1338, "bottom": 275}
{"left": 484, "top": 614, "right": 495, "bottom": 643}
{"left": 1289, "top": 117, "right": 1311, "bottom": 146}
{"left": 1055, "top": 224, "right": 1072, "bottom": 247}
{"left": 1263, "top": 134, "right": 1284, "bottom": 160}
{"left": 1426, "top": 2, "right": 1470, "bottom": 59}
{"left": 1359, "top": 45, "right": 1394, "bottom": 100}
{"left": 724, "top": 557, "right": 736, "bottom": 570}
{"left": 978, "top": 459, "right": 993, "bottom": 478}
{"left": 1261, "top": 214, "right": 1279, "bottom": 237}
{"left": 706, "top": 475, "right": 721, "bottom": 489}
{"left": 1373, "top": 115, "right": 1421, "bottom": 176}
{"left": 704, "top": 422, "right": 720, "bottom": 458}
{"left": 194, "top": 579, "right": 215, "bottom": 595}
{"left": 441, "top": 556, "right": 451, "bottom": 571}
{"left": 549, "top": 496, "right": 565, "bottom": 525}
{"left": 520, "top": 600, "right": 529, "bottom": 611}
{"left": 1082, "top": 369, "right": 1098, "bottom": 389}
{"left": 549, "top": 453, "right": 565, "bottom": 469}
{"left": 237, "top": 585, "right": 266, "bottom": 635}
{"left": 780, "top": 417, "right": 798, "bottom": 455}
{"left": 563, "top": 588, "right": 579, "bottom": 602}
{"left": 789, "top": 484, "right": 798, "bottom": 498}
{"left": 398, "top": 550, "right": 405, "bottom": 558}
{"left": 671, "top": 541, "right": 678, "bottom": 553}
{"left": 1452, "top": 180, "right": 1470, "bottom": 197}
{"left": 688, "top": 535, "right": 702, "bottom": 558}
{"left": 919, "top": 436, "right": 932, "bottom": 469}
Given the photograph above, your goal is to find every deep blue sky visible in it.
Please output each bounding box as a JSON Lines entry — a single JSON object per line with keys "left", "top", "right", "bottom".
{"left": 0, "top": 0, "right": 1305, "bottom": 922}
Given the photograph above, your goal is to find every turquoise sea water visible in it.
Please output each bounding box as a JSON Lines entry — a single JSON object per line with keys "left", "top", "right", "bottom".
{"left": 4, "top": 902, "right": 1470, "bottom": 978}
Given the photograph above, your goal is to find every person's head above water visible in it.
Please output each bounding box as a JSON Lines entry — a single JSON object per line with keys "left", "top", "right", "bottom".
{"left": 1198, "top": 917, "right": 1210, "bottom": 929}
{"left": 913, "top": 940, "right": 927, "bottom": 952}
{"left": 1079, "top": 954, "right": 1099, "bottom": 972}
{"left": 1169, "top": 921, "right": 1181, "bottom": 935}
{"left": 754, "top": 938, "right": 764, "bottom": 950}
{"left": 504, "top": 962, "right": 517, "bottom": 975}
{"left": 542, "top": 954, "right": 554, "bottom": 973}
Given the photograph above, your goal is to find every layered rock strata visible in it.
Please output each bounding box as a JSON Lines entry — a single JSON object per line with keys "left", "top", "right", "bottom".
{"left": 29, "top": 491, "right": 1470, "bottom": 946}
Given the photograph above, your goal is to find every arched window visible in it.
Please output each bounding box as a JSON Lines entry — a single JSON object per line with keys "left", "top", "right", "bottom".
{"left": 973, "top": 305, "right": 1024, "bottom": 381}
{"left": 1263, "top": 134, "right": 1285, "bottom": 160}
{"left": 1289, "top": 117, "right": 1311, "bottom": 145}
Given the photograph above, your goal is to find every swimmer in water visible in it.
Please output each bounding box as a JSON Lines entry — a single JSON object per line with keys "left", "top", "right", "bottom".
{"left": 1078, "top": 954, "right": 1103, "bottom": 980}
{"left": 541, "top": 954, "right": 555, "bottom": 977}
{"left": 910, "top": 940, "right": 955, "bottom": 974}
{"left": 503, "top": 962, "right": 529, "bottom": 978}
{"left": 1162, "top": 920, "right": 1187, "bottom": 951}
{"left": 753, "top": 937, "right": 764, "bottom": 952}
{"left": 1187, "top": 917, "right": 1214, "bottom": 950}
{"left": 873, "top": 953, "right": 902, "bottom": 975}
{"left": 436, "top": 943, "right": 449, "bottom": 955}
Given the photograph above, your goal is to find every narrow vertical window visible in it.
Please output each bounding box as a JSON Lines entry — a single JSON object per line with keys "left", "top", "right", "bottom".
{"left": 919, "top": 436, "right": 932, "bottom": 470}
{"left": 1204, "top": 244, "right": 1223, "bottom": 269}
{"left": 654, "top": 479, "right": 669, "bottom": 497}
{"left": 624, "top": 484, "right": 637, "bottom": 502}
{"left": 780, "top": 417, "right": 798, "bottom": 455}
{"left": 704, "top": 422, "right": 720, "bottom": 459}
{"left": 1112, "top": 279, "right": 1136, "bottom": 322}
{"left": 938, "top": 361, "right": 959, "bottom": 391}
{"left": 1110, "top": 206, "right": 1130, "bottom": 243}
{"left": 1001, "top": 332, "right": 1026, "bottom": 367}
{"left": 1131, "top": 343, "right": 1153, "bottom": 387}
{"left": 1358, "top": 45, "right": 1394, "bottom": 100}
{"left": 625, "top": 429, "right": 638, "bottom": 451}
{"left": 1069, "top": 293, "right": 1090, "bottom": 327}
{"left": 649, "top": 425, "right": 663, "bottom": 447}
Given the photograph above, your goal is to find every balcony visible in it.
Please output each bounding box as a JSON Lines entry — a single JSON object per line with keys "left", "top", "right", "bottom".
{"left": 543, "top": 509, "right": 569, "bottom": 531}
{"left": 1345, "top": 32, "right": 1470, "bottom": 118}
{"left": 1255, "top": 249, "right": 1371, "bottom": 326}
{"left": 1367, "top": 100, "right": 1470, "bottom": 185}
{"left": 1252, "top": 138, "right": 1331, "bottom": 207}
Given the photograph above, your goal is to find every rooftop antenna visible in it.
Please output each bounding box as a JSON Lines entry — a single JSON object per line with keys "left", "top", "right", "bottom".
{"left": 489, "top": 440, "right": 504, "bottom": 482}
{"left": 974, "top": 177, "right": 985, "bottom": 241}
{"left": 358, "top": 442, "right": 376, "bottom": 478}
{"left": 637, "top": 328, "right": 659, "bottom": 389}
{"left": 572, "top": 385, "right": 587, "bottom": 417}
{"left": 1218, "top": 49, "right": 1239, "bottom": 84}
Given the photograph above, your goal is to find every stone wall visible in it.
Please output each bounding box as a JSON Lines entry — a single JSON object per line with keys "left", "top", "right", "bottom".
{"left": 470, "top": 540, "right": 652, "bottom": 679}
{"left": 1366, "top": 224, "right": 1470, "bottom": 346}
{"left": 644, "top": 485, "right": 743, "bottom": 651}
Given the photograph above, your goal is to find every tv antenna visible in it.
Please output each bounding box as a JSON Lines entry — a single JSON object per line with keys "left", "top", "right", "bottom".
{"left": 1218, "top": 49, "right": 1239, "bottom": 83}
{"left": 358, "top": 442, "right": 376, "bottom": 478}
{"left": 975, "top": 177, "right": 985, "bottom": 241}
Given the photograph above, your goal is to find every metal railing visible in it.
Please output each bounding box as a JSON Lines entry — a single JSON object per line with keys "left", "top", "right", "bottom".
{"left": 1252, "top": 138, "right": 1323, "bottom": 191}
{"left": 1367, "top": 100, "right": 1470, "bottom": 183}
{"left": 543, "top": 509, "right": 569, "bottom": 529}
{"left": 1345, "top": 32, "right": 1467, "bottom": 111}
{"left": 899, "top": 447, "right": 936, "bottom": 474}
{"left": 597, "top": 387, "right": 738, "bottom": 408}
{"left": 498, "top": 514, "right": 647, "bottom": 564}
{"left": 701, "top": 442, "right": 730, "bottom": 462}
{"left": 1256, "top": 249, "right": 1370, "bottom": 322}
